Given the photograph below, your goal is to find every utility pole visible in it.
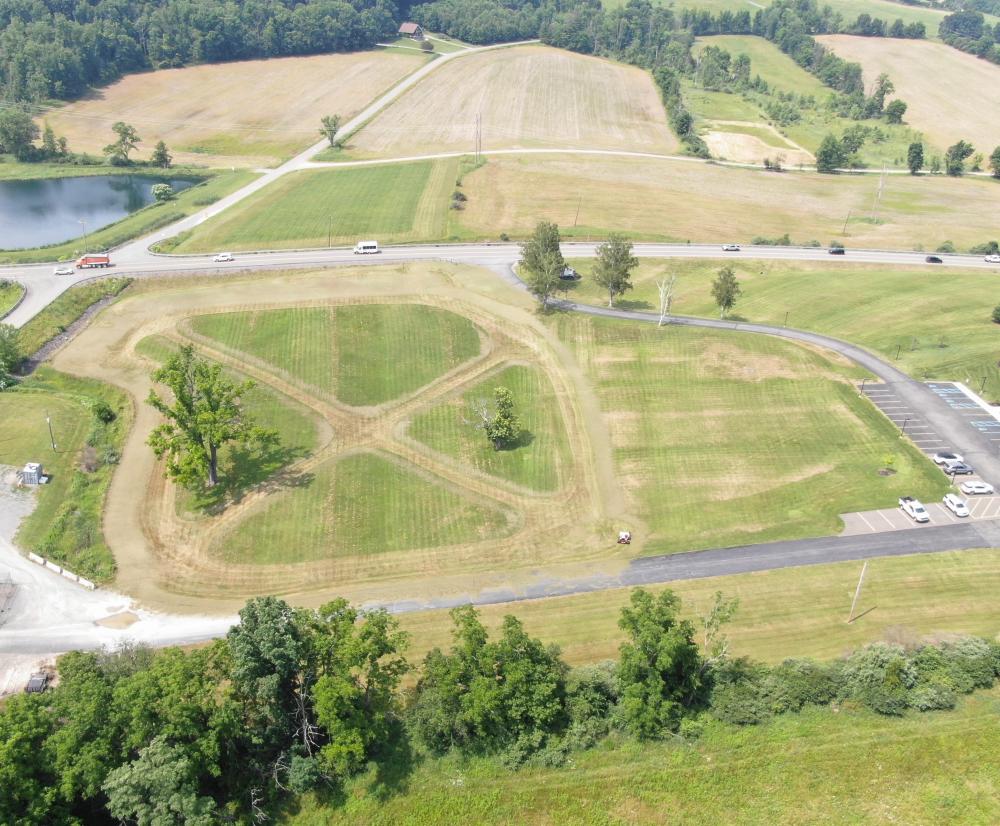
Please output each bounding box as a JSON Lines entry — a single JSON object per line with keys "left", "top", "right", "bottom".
{"left": 842, "top": 209, "right": 852, "bottom": 236}
{"left": 78, "top": 218, "right": 88, "bottom": 253}
{"left": 847, "top": 561, "right": 868, "bottom": 623}
{"left": 870, "top": 163, "right": 886, "bottom": 224}
{"left": 573, "top": 196, "right": 582, "bottom": 227}
{"left": 45, "top": 412, "right": 56, "bottom": 451}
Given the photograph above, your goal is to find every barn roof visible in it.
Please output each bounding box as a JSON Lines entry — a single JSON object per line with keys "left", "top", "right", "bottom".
{"left": 398, "top": 22, "right": 422, "bottom": 34}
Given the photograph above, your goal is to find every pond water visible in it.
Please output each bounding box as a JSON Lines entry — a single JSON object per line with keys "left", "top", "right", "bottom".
{"left": 0, "top": 175, "right": 195, "bottom": 250}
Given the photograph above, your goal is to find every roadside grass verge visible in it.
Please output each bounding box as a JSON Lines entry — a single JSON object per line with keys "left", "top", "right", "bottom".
{"left": 0, "top": 279, "right": 25, "bottom": 318}
{"left": 555, "top": 315, "right": 947, "bottom": 554}
{"left": 564, "top": 258, "right": 1000, "bottom": 400}
{"left": 408, "top": 364, "right": 573, "bottom": 492}
{"left": 189, "top": 304, "right": 481, "bottom": 406}
{"left": 171, "top": 161, "right": 457, "bottom": 252}
{"left": 212, "top": 450, "right": 513, "bottom": 564}
{"left": 17, "top": 277, "right": 132, "bottom": 358}
{"left": 0, "top": 170, "right": 255, "bottom": 264}
{"left": 135, "top": 334, "right": 320, "bottom": 516}
{"left": 0, "top": 367, "right": 129, "bottom": 582}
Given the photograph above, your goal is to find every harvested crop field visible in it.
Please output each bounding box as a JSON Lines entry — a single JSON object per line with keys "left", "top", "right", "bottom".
{"left": 816, "top": 36, "right": 1000, "bottom": 153}
{"left": 41, "top": 51, "right": 427, "bottom": 168}
{"left": 349, "top": 44, "right": 680, "bottom": 156}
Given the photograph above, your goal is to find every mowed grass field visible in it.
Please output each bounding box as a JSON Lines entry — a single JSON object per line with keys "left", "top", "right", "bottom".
{"left": 694, "top": 35, "right": 831, "bottom": 97}
{"left": 565, "top": 259, "right": 1000, "bottom": 400}
{"left": 348, "top": 43, "right": 680, "bottom": 157}
{"left": 172, "top": 160, "right": 458, "bottom": 252}
{"left": 41, "top": 51, "right": 427, "bottom": 168}
{"left": 213, "top": 450, "right": 512, "bottom": 564}
{"left": 817, "top": 36, "right": 1000, "bottom": 154}
{"left": 408, "top": 364, "right": 573, "bottom": 492}
{"left": 456, "top": 154, "right": 1000, "bottom": 248}
{"left": 557, "top": 316, "right": 947, "bottom": 554}
{"left": 189, "top": 304, "right": 481, "bottom": 406}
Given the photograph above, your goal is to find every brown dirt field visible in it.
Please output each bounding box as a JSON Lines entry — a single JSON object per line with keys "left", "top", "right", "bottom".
{"left": 816, "top": 36, "right": 1000, "bottom": 153}
{"left": 349, "top": 44, "right": 680, "bottom": 157}
{"left": 51, "top": 264, "right": 638, "bottom": 614}
{"left": 41, "top": 51, "right": 427, "bottom": 169}
{"left": 704, "top": 123, "right": 813, "bottom": 166}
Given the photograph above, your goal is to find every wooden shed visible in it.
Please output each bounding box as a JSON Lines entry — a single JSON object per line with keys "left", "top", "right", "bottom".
{"left": 398, "top": 22, "right": 424, "bottom": 40}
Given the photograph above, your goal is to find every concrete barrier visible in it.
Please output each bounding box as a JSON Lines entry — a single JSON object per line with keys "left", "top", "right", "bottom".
{"left": 27, "top": 552, "right": 44, "bottom": 565}
{"left": 25, "top": 553, "right": 96, "bottom": 590}
{"left": 60, "top": 569, "right": 79, "bottom": 583}
{"left": 44, "top": 560, "right": 62, "bottom": 574}
{"left": 77, "top": 577, "right": 96, "bottom": 591}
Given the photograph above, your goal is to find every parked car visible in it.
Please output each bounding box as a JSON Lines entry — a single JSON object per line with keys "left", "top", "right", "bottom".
{"left": 560, "top": 266, "right": 581, "bottom": 281}
{"left": 53, "top": 266, "right": 74, "bottom": 276}
{"left": 943, "top": 493, "right": 970, "bottom": 517}
{"left": 985, "top": 255, "right": 1000, "bottom": 264}
{"left": 961, "top": 481, "right": 995, "bottom": 495}
{"left": 213, "top": 252, "right": 234, "bottom": 262}
{"left": 925, "top": 255, "right": 943, "bottom": 264}
{"left": 932, "top": 451, "right": 964, "bottom": 465}
{"left": 828, "top": 247, "right": 846, "bottom": 255}
{"left": 942, "top": 460, "right": 974, "bottom": 475}
{"left": 722, "top": 244, "right": 741, "bottom": 252}
{"left": 899, "top": 496, "right": 930, "bottom": 522}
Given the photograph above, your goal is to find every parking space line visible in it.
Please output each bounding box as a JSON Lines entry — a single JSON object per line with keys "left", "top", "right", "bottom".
{"left": 877, "top": 510, "right": 898, "bottom": 529}
{"left": 856, "top": 512, "right": 878, "bottom": 533}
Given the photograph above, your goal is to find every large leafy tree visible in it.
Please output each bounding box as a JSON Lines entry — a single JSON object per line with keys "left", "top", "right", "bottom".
{"left": 0, "top": 694, "right": 63, "bottom": 823}
{"left": 519, "top": 221, "right": 565, "bottom": 306}
{"left": 319, "top": 114, "right": 342, "bottom": 147}
{"left": 989, "top": 145, "right": 1000, "bottom": 179}
{"left": 711, "top": 265, "right": 742, "bottom": 318}
{"left": 617, "top": 588, "right": 704, "bottom": 739}
{"left": 147, "top": 344, "right": 274, "bottom": 489}
{"left": 103, "top": 121, "right": 141, "bottom": 164}
{"left": 945, "top": 139, "right": 975, "bottom": 176}
{"left": 815, "top": 134, "right": 846, "bottom": 173}
{"left": 907, "top": 141, "right": 924, "bottom": 175}
{"left": 150, "top": 140, "right": 172, "bottom": 168}
{"left": 593, "top": 234, "right": 638, "bottom": 308}
{"left": 0, "top": 108, "right": 39, "bottom": 160}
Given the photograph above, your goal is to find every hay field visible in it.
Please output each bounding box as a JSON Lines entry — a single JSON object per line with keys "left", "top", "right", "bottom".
{"left": 349, "top": 44, "right": 680, "bottom": 157}
{"left": 456, "top": 154, "right": 1000, "bottom": 249}
{"left": 695, "top": 35, "right": 830, "bottom": 97}
{"left": 41, "top": 51, "right": 427, "bottom": 168}
{"left": 817, "top": 36, "right": 1000, "bottom": 152}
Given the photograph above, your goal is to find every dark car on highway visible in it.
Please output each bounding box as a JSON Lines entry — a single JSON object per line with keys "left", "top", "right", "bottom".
{"left": 925, "top": 255, "right": 943, "bottom": 263}
{"left": 828, "top": 247, "right": 846, "bottom": 255}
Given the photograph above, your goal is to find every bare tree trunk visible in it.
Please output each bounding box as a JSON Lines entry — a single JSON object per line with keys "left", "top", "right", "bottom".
{"left": 208, "top": 443, "right": 218, "bottom": 487}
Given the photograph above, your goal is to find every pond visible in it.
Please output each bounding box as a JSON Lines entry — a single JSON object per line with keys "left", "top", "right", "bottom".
{"left": 0, "top": 174, "right": 196, "bottom": 250}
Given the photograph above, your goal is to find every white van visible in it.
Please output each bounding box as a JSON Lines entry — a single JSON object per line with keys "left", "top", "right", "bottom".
{"left": 353, "top": 240, "right": 380, "bottom": 255}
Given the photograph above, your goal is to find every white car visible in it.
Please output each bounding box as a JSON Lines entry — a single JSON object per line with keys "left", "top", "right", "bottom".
{"left": 722, "top": 244, "right": 741, "bottom": 252}
{"left": 899, "top": 496, "right": 930, "bottom": 523}
{"left": 213, "top": 252, "right": 234, "bottom": 262}
{"left": 943, "top": 493, "right": 970, "bottom": 517}
{"left": 960, "top": 481, "right": 995, "bottom": 495}
{"left": 932, "top": 451, "right": 964, "bottom": 465}
{"left": 53, "top": 266, "right": 74, "bottom": 276}
{"left": 985, "top": 255, "right": 1000, "bottom": 264}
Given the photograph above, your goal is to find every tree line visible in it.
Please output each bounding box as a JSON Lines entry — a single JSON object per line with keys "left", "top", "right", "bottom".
{"left": 0, "top": 0, "right": 400, "bottom": 103}
{"left": 3, "top": 588, "right": 1000, "bottom": 823}
{"left": 939, "top": 9, "right": 1000, "bottom": 66}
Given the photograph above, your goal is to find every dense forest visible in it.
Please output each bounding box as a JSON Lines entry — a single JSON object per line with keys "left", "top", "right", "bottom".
{"left": 3, "top": 588, "right": 1000, "bottom": 824}
{"left": 0, "top": 0, "right": 400, "bottom": 101}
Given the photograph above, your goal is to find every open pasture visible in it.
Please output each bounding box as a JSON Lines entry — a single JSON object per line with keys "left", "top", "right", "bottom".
{"left": 348, "top": 44, "right": 680, "bottom": 157}
{"left": 41, "top": 51, "right": 427, "bottom": 168}
{"left": 817, "top": 35, "right": 1000, "bottom": 154}
{"left": 694, "top": 35, "right": 831, "bottom": 97}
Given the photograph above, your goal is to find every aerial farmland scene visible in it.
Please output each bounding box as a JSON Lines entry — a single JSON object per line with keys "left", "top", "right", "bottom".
{"left": 2, "top": 0, "right": 1000, "bottom": 821}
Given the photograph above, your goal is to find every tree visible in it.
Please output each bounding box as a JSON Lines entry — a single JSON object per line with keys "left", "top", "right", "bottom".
{"left": 519, "top": 221, "right": 565, "bottom": 306}
{"left": 41, "top": 122, "right": 57, "bottom": 156}
{"left": 319, "top": 114, "right": 342, "bottom": 147}
{"left": 884, "top": 99, "right": 907, "bottom": 124}
{"left": 815, "top": 134, "right": 845, "bottom": 173}
{"left": 103, "top": 737, "right": 218, "bottom": 826}
{"left": 0, "top": 694, "right": 62, "bottom": 823}
{"left": 945, "top": 140, "right": 975, "bottom": 176}
{"left": 907, "top": 141, "right": 924, "bottom": 175}
{"left": 103, "top": 121, "right": 140, "bottom": 164}
{"left": 151, "top": 140, "right": 172, "bottom": 168}
{"left": 593, "top": 234, "right": 638, "bottom": 307}
{"left": 930, "top": 154, "right": 942, "bottom": 174}
{"left": 0, "top": 108, "right": 39, "bottom": 160}
{"left": 470, "top": 385, "right": 521, "bottom": 450}
{"left": 0, "top": 323, "right": 20, "bottom": 388}
{"left": 992, "top": 304, "right": 1000, "bottom": 324}
{"left": 989, "top": 145, "right": 1000, "bottom": 179}
{"left": 146, "top": 344, "right": 275, "bottom": 489}
{"left": 710, "top": 265, "right": 742, "bottom": 318}
{"left": 151, "top": 183, "right": 175, "bottom": 202}
{"left": 617, "top": 589, "right": 703, "bottom": 738}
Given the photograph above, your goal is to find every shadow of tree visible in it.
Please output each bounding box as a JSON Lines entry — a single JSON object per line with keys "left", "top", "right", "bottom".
{"left": 190, "top": 440, "right": 313, "bottom": 513}
{"left": 369, "top": 721, "right": 422, "bottom": 803}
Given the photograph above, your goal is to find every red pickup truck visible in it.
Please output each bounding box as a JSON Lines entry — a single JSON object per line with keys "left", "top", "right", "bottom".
{"left": 76, "top": 254, "right": 111, "bottom": 269}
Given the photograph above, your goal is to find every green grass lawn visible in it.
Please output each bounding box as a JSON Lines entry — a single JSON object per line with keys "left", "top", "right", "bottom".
{"left": 695, "top": 35, "right": 832, "bottom": 97}
{"left": 136, "top": 334, "right": 320, "bottom": 514}
{"left": 189, "top": 304, "right": 481, "bottom": 407}
{"left": 0, "top": 170, "right": 255, "bottom": 264}
{"left": 288, "top": 687, "right": 1000, "bottom": 824}
{"left": 0, "top": 279, "right": 24, "bottom": 318}
{"left": 171, "top": 160, "right": 459, "bottom": 252}
{"left": 213, "top": 450, "right": 513, "bottom": 564}
{"left": 408, "top": 364, "right": 573, "bottom": 492}
{"left": 17, "top": 277, "right": 132, "bottom": 357}
{"left": 565, "top": 258, "right": 1000, "bottom": 400}
{"left": 684, "top": 84, "right": 763, "bottom": 122}
{"left": 0, "top": 367, "right": 129, "bottom": 582}
{"left": 555, "top": 315, "right": 947, "bottom": 554}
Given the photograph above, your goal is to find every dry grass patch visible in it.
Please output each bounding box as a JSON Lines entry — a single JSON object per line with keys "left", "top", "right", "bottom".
{"left": 349, "top": 43, "right": 679, "bottom": 157}
{"left": 42, "top": 51, "right": 427, "bottom": 168}
{"left": 816, "top": 36, "right": 1000, "bottom": 153}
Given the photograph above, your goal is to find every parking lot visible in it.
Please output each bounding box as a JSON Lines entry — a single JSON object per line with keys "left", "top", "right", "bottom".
{"left": 924, "top": 381, "right": 1000, "bottom": 448}
{"left": 861, "top": 381, "right": 948, "bottom": 453}
{"left": 841, "top": 495, "right": 1000, "bottom": 536}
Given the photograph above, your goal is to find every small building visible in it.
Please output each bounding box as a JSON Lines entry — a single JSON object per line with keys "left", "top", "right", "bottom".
{"left": 25, "top": 672, "right": 49, "bottom": 694}
{"left": 398, "top": 22, "right": 425, "bottom": 40}
{"left": 21, "top": 462, "right": 42, "bottom": 486}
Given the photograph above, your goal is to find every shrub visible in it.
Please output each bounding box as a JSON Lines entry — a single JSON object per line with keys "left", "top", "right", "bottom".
{"left": 92, "top": 401, "right": 116, "bottom": 423}
{"left": 991, "top": 304, "right": 1000, "bottom": 324}
{"left": 936, "top": 240, "right": 956, "bottom": 253}
{"left": 709, "top": 658, "right": 772, "bottom": 725}
{"left": 840, "top": 643, "right": 915, "bottom": 715}
{"left": 970, "top": 241, "right": 999, "bottom": 255}
{"left": 566, "top": 661, "right": 618, "bottom": 726}
{"left": 763, "top": 658, "right": 840, "bottom": 714}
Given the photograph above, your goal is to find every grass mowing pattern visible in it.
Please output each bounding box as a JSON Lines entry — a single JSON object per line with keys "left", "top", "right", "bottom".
{"left": 559, "top": 315, "right": 947, "bottom": 554}
{"left": 172, "top": 161, "right": 457, "bottom": 252}
{"left": 0, "top": 279, "right": 24, "bottom": 317}
{"left": 0, "top": 367, "right": 128, "bottom": 582}
{"left": 215, "top": 451, "right": 511, "bottom": 564}
{"left": 408, "top": 364, "right": 572, "bottom": 492}
{"left": 190, "top": 304, "right": 481, "bottom": 406}
{"left": 289, "top": 689, "right": 1000, "bottom": 825}
{"left": 136, "top": 334, "right": 320, "bottom": 514}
